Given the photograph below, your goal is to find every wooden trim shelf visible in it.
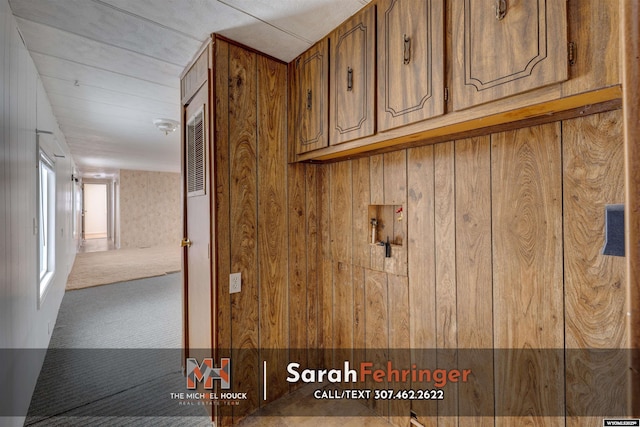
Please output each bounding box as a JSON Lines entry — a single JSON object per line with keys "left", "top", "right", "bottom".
{"left": 296, "top": 85, "right": 622, "bottom": 163}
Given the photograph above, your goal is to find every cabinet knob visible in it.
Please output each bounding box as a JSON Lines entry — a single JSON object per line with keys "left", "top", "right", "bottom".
{"left": 347, "top": 67, "right": 353, "bottom": 91}
{"left": 403, "top": 34, "right": 411, "bottom": 65}
{"left": 495, "top": 0, "right": 507, "bottom": 20}
{"left": 306, "top": 89, "right": 312, "bottom": 110}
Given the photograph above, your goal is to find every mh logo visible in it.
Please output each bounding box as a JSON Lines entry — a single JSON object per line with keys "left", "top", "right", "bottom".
{"left": 186, "top": 357, "right": 230, "bottom": 390}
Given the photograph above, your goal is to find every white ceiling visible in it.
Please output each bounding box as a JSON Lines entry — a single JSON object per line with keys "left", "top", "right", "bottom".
{"left": 9, "top": 0, "right": 369, "bottom": 176}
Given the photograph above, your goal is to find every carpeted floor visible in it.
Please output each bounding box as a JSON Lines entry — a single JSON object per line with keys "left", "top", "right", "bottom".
{"left": 66, "top": 245, "right": 181, "bottom": 290}
{"left": 25, "top": 273, "right": 212, "bottom": 426}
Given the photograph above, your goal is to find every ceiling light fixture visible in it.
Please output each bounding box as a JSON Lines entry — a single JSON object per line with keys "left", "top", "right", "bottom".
{"left": 153, "top": 118, "right": 179, "bottom": 135}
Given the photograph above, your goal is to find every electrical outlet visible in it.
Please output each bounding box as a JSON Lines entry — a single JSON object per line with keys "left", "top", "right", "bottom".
{"left": 230, "top": 272, "right": 241, "bottom": 294}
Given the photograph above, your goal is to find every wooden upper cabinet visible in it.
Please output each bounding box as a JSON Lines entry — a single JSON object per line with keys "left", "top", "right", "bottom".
{"left": 330, "top": 5, "right": 376, "bottom": 145}
{"left": 452, "top": 0, "right": 568, "bottom": 111}
{"left": 295, "top": 39, "right": 329, "bottom": 154}
{"left": 377, "top": 0, "right": 445, "bottom": 132}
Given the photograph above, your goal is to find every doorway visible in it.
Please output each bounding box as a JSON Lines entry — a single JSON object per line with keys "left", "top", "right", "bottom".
{"left": 83, "top": 183, "right": 108, "bottom": 239}
{"left": 80, "top": 181, "right": 116, "bottom": 253}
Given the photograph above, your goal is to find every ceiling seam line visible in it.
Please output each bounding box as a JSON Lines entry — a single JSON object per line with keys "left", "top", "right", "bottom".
{"left": 91, "top": 0, "right": 203, "bottom": 42}
{"left": 40, "top": 74, "right": 178, "bottom": 104}
{"left": 31, "top": 51, "right": 181, "bottom": 88}
{"left": 13, "top": 17, "right": 189, "bottom": 67}
{"left": 43, "top": 87, "right": 178, "bottom": 109}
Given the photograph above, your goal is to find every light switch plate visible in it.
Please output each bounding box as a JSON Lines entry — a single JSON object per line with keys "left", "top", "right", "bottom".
{"left": 230, "top": 272, "right": 241, "bottom": 294}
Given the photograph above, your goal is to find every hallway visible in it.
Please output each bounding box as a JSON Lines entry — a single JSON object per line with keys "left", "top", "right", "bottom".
{"left": 24, "top": 274, "right": 211, "bottom": 426}
{"left": 78, "top": 238, "right": 116, "bottom": 254}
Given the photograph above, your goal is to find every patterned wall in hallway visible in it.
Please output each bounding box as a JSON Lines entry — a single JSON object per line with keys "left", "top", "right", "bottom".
{"left": 119, "top": 169, "right": 181, "bottom": 248}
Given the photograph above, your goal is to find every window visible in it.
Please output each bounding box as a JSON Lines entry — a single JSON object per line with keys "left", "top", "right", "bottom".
{"left": 39, "top": 150, "right": 55, "bottom": 301}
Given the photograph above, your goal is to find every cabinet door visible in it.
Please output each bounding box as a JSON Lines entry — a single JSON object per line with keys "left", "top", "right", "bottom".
{"left": 452, "top": 0, "right": 568, "bottom": 111}
{"left": 295, "top": 39, "right": 329, "bottom": 154}
{"left": 330, "top": 5, "right": 376, "bottom": 145}
{"left": 377, "top": 0, "right": 445, "bottom": 132}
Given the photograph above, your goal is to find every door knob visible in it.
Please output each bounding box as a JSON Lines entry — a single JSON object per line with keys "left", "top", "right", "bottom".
{"left": 181, "top": 238, "right": 192, "bottom": 248}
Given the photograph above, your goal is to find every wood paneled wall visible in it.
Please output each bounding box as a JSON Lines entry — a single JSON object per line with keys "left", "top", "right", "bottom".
{"left": 217, "top": 50, "right": 626, "bottom": 425}
{"left": 286, "top": 110, "right": 626, "bottom": 427}
{"left": 213, "top": 40, "right": 289, "bottom": 425}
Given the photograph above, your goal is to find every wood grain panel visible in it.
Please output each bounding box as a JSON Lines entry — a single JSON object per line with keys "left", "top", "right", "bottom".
{"left": 334, "top": 261, "right": 353, "bottom": 363}
{"left": 295, "top": 39, "right": 329, "bottom": 154}
{"left": 317, "top": 164, "right": 331, "bottom": 259}
{"left": 434, "top": 141, "right": 456, "bottom": 350}
{"left": 317, "top": 164, "right": 332, "bottom": 366}
{"left": 406, "top": 145, "right": 437, "bottom": 422}
{"left": 383, "top": 150, "right": 407, "bottom": 205}
{"left": 305, "top": 165, "right": 319, "bottom": 366}
{"left": 365, "top": 268, "right": 389, "bottom": 417}
{"left": 330, "top": 161, "right": 353, "bottom": 263}
{"left": 353, "top": 266, "right": 366, "bottom": 372}
{"left": 228, "top": 44, "right": 259, "bottom": 419}
{"left": 388, "top": 273, "right": 410, "bottom": 427}
{"left": 213, "top": 38, "right": 232, "bottom": 427}
{"left": 287, "top": 60, "right": 298, "bottom": 164}
{"left": 383, "top": 151, "right": 408, "bottom": 276}
{"left": 563, "top": 0, "right": 619, "bottom": 96}
{"left": 257, "top": 55, "right": 288, "bottom": 403}
{"left": 563, "top": 111, "right": 627, "bottom": 425}
{"left": 370, "top": 154, "right": 385, "bottom": 205}
{"left": 452, "top": 0, "right": 567, "bottom": 110}
{"left": 320, "top": 258, "right": 334, "bottom": 367}
{"left": 492, "top": 123, "right": 564, "bottom": 426}
{"left": 326, "top": 147, "right": 356, "bottom": 364}
{"left": 351, "top": 158, "right": 371, "bottom": 372}
{"left": 434, "top": 142, "right": 457, "bottom": 426}
{"left": 287, "top": 163, "right": 307, "bottom": 385}
{"left": 455, "top": 136, "right": 494, "bottom": 426}
{"left": 330, "top": 5, "right": 376, "bottom": 144}
{"left": 352, "top": 157, "right": 371, "bottom": 268}
{"left": 377, "top": 0, "right": 445, "bottom": 131}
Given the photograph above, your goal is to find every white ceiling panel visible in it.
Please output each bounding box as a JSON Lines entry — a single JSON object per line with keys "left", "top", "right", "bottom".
{"left": 67, "top": 139, "right": 178, "bottom": 173}
{"left": 100, "top": 0, "right": 279, "bottom": 44}
{"left": 31, "top": 52, "right": 178, "bottom": 104}
{"left": 41, "top": 77, "right": 178, "bottom": 118}
{"left": 51, "top": 102, "right": 175, "bottom": 127}
{"left": 215, "top": 20, "right": 311, "bottom": 62}
{"left": 16, "top": 18, "right": 182, "bottom": 87}
{"left": 10, "top": 0, "right": 201, "bottom": 65}
{"left": 60, "top": 118, "right": 179, "bottom": 146}
{"left": 9, "top": 0, "right": 369, "bottom": 174}
{"left": 220, "top": 0, "right": 368, "bottom": 44}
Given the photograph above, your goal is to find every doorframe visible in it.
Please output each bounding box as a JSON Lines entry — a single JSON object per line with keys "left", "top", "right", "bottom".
{"left": 81, "top": 177, "right": 118, "bottom": 246}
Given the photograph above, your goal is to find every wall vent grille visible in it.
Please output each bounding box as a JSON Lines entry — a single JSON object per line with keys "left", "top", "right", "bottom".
{"left": 186, "top": 107, "right": 205, "bottom": 196}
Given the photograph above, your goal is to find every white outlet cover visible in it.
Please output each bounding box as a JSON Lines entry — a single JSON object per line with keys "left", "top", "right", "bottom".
{"left": 230, "top": 272, "right": 241, "bottom": 294}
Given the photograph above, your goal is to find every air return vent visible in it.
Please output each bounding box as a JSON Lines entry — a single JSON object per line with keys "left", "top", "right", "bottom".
{"left": 186, "top": 107, "right": 205, "bottom": 197}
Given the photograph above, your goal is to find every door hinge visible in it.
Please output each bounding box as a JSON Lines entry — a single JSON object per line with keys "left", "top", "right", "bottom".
{"left": 568, "top": 42, "right": 576, "bottom": 66}
{"left": 444, "top": 87, "right": 449, "bottom": 102}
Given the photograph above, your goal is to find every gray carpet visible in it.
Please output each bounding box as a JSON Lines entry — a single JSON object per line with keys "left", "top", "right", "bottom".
{"left": 24, "top": 273, "right": 212, "bottom": 426}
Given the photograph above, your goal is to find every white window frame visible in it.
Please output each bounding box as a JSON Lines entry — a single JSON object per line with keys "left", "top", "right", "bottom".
{"left": 38, "top": 149, "right": 56, "bottom": 305}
